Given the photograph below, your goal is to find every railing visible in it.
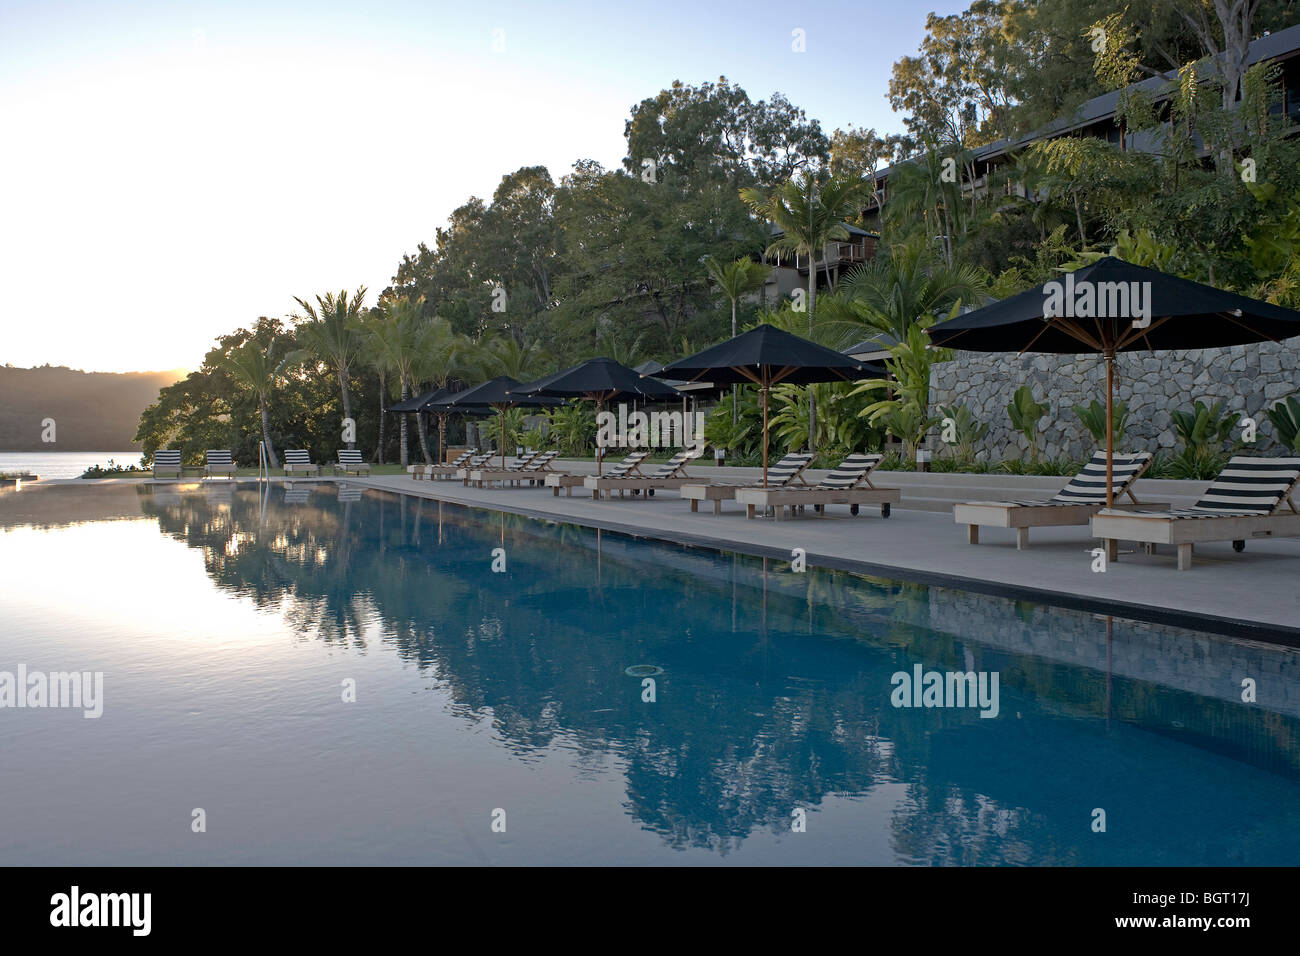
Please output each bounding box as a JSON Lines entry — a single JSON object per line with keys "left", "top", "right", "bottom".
{"left": 258, "top": 441, "right": 269, "bottom": 483}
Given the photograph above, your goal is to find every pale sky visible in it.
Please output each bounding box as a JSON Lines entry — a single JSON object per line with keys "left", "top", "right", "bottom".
{"left": 0, "top": 0, "right": 967, "bottom": 373}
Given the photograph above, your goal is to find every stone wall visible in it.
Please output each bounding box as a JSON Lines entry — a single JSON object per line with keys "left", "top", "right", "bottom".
{"left": 929, "top": 339, "right": 1299, "bottom": 461}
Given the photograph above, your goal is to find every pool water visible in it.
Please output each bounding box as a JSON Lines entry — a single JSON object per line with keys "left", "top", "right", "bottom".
{"left": 1, "top": 481, "right": 1297, "bottom": 865}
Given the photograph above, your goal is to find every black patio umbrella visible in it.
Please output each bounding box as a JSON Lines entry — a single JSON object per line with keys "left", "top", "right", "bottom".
{"left": 928, "top": 256, "right": 1300, "bottom": 505}
{"left": 445, "top": 376, "right": 564, "bottom": 468}
{"left": 512, "top": 357, "right": 681, "bottom": 474}
{"left": 405, "top": 387, "right": 499, "bottom": 464}
{"left": 653, "top": 324, "right": 882, "bottom": 486}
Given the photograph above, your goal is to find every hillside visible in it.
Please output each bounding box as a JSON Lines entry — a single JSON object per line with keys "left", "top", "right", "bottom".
{"left": 0, "top": 365, "right": 184, "bottom": 451}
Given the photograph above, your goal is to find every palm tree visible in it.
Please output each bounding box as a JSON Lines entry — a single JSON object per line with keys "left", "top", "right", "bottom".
{"left": 821, "top": 241, "right": 985, "bottom": 343}
{"left": 705, "top": 256, "right": 771, "bottom": 426}
{"left": 415, "top": 317, "right": 479, "bottom": 463}
{"left": 217, "top": 333, "right": 285, "bottom": 469}
{"left": 741, "top": 171, "right": 871, "bottom": 325}
{"left": 370, "top": 296, "right": 429, "bottom": 467}
{"left": 741, "top": 172, "right": 871, "bottom": 451}
{"left": 290, "top": 287, "right": 367, "bottom": 448}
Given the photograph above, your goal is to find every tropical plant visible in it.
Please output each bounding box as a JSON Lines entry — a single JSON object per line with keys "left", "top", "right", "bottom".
{"left": 819, "top": 240, "right": 985, "bottom": 343}
{"left": 1073, "top": 398, "right": 1128, "bottom": 449}
{"left": 702, "top": 387, "right": 763, "bottom": 461}
{"left": 706, "top": 255, "right": 772, "bottom": 426}
{"left": 936, "top": 402, "right": 988, "bottom": 461}
{"left": 215, "top": 333, "right": 286, "bottom": 468}
{"left": 853, "top": 323, "right": 943, "bottom": 466}
{"left": 368, "top": 296, "right": 430, "bottom": 466}
{"left": 1171, "top": 399, "right": 1238, "bottom": 456}
{"left": 1264, "top": 394, "right": 1300, "bottom": 451}
{"left": 742, "top": 171, "right": 873, "bottom": 450}
{"left": 544, "top": 403, "right": 596, "bottom": 457}
{"left": 290, "top": 287, "right": 367, "bottom": 448}
{"left": 1006, "top": 385, "right": 1050, "bottom": 461}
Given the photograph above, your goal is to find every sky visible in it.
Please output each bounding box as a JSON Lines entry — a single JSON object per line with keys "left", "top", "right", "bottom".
{"left": 0, "top": 0, "right": 969, "bottom": 374}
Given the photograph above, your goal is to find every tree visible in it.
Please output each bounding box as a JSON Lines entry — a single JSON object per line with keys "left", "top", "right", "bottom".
{"left": 215, "top": 329, "right": 285, "bottom": 469}
{"left": 291, "top": 288, "right": 367, "bottom": 448}
{"left": 368, "top": 295, "right": 430, "bottom": 466}
{"left": 705, "top": 256, "right": 771, "bottom": 426}
{"left": 741, "top": 171, "right": 873, "bottom": 453}
{"left": 820, "top": 241, "right": 984, "bottom": 344}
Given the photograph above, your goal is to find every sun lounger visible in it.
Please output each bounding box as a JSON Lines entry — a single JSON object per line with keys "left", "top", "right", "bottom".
{"left": 418, "top": 449, "right": 477, "bottom": 480}
{"left": 678, "top": 452, "right": 813, "bottom": 514}
{"left": 453, "top": 453, "right": 497, "bottom": 482}
{"left": 413, "top": 447, "right": 475, "bottom": 478}
{"left": 583, "top": 445, "right": 707, "bottom": 499}
{"left": 954, "top": 451, "right": 1160, "bottom": 548}
{"left": 283, "top": 449, "right": 319, "bottom": 476}
{"left": 462, "top": 451, "right": 538, "bottom": 485}
{"left": 1091, "top": 456, "right": 1300, "bottom": 570}
{"left": 334, "top": 449, "right": 371, "bottom": 475}
{"left": 734, "top": 453, "right": 898, "bottom": 519}
{"left": 466, "top": 451, "right": 560, "bottom": 487}
{"left": 204, "top": 449, "right": 237, "bottom": 477}
{"left": 152, "top": 449, "right": 183, "bottom": 479}
{"left": 543, "top": 451, "right": 651, "bottom": 497}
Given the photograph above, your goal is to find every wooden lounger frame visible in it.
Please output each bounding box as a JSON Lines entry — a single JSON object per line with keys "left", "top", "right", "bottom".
{"left": 955, "top": 451, "right": 1159, "bottom": 549}
{"left": 1091, "top": 456, "right": 1300, "bottom": 570}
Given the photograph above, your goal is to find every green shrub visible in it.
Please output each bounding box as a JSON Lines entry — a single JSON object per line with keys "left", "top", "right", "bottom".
{"left": 1265, "top": 395, "right": 1300, "bottom": 451}
{"left": 1006, "top": 385, "right": 1050, "bottom": 460}
{"left": 1073, "top": 398, "right": 1128, "bottom": 448}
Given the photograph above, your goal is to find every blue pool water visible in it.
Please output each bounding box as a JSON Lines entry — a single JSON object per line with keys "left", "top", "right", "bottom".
{"left": 1, "top": 481, "right": 1298, "bottom": 865}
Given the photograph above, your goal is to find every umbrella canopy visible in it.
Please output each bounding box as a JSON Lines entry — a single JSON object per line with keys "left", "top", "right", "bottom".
{"left": 513, "top": 358, "right": 681, "bottom": 474}
{"left": 406, "top": 386, "right": 497, "bottom": 463}
{"left": 386, "top": 389, "right": 445, "bottom": 413}
{"left": 655, "top": 325, "right": 882, "bottom": 486}
{"left": 445, "top": 376, "right": 564, "bottom": 467}
{"left": 928, "top": 256, "right": 1300, "bottom": 504}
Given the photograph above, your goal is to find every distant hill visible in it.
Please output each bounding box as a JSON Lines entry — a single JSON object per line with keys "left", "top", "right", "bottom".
{"left": 0, "top": 365, "right": 184, "bottom": 451}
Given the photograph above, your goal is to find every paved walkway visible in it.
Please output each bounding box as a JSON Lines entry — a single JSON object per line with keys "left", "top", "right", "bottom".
{"left": 339, "top": 468, "right": 1300, "bottom": 640}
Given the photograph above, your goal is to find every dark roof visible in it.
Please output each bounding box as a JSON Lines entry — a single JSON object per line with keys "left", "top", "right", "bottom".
{"left": 876, "top": 22, "right": 1300, "bottom": 182}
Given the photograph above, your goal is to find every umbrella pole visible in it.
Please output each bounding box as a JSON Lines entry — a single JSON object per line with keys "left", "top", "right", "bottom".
{"left": 597, "top": 397, "right": 604, "bottom": 476}
{"left": 762, "top": 380, "right": 770, "bottom": 488}
{"left": 1105, "top": 351, "right": 1115, "bottom": 509}
{"left": 500, "top": 406, "right": 507, "bottom": 469}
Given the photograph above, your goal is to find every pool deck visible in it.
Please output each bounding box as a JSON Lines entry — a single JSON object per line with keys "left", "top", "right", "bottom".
{"left": 323, "top": 468, "right": 1300, "bottom": 641}
{"left": 31, "top": 467, "right": 1300, "bottom": 640}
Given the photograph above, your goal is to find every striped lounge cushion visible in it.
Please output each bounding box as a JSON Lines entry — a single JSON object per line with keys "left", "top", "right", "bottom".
{"left": 1050, "top": 451, "right": 1151, "bottom": 503}
{"left": 818, "top": 453, "right": 883, "bottom": 489}
{"left": 154, "top": 450, "right": 181, "bottom": 466}
{"left": 284, "top": 450, "right": 313, "bottom": 464}
{"left": 604, "top": 451, "right": 651, "bottom": 478}
{"left": 763, "top": 453, "right": 813, "bottom": 487}
{"left": 206, "top": 450, "right": 233, "bottom": 465}
{"left": 337, "top": 449, "right": 366, "bottom": 463}
{"left": 1186, "top": 456, "right": 1300, "bottom": 515}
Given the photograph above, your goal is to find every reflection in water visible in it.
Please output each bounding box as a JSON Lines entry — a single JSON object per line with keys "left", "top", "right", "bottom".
{"left": 5, "top": 480, "right": 1298, "bottom": 864}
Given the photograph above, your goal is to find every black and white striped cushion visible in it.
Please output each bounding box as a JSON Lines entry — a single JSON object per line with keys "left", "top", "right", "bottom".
{"left": 1190, "top": 456, "right": 1300, "bottom": 515}
{"left": 647, "top": 444, "right": 706, "bottom": 478}
{"left": 1051, "top": 451, "right": 1151, "bottom": 503}
{"left": 605, "top": 451, "right": 651, "bottom": 478}
{"left": 762, "top": 453, "right": 813, "bottom": 487}
{"left": 449, "top": 449, "right": 475, "bottom": 465}
{"left": 154, "top": 450, "right": 181, "bottom": 466}
{"left": 284, "top": 449, "right": 312, "bottom": 465}
{"left": 819, "top": 453, "right": 882, "bottom": 489}
{"left": 523, "top": 451, "right": 559, "bottom": 471}
{"left": 337, "top": 449, "right": 365, "bottom": 463}
{"left": 206, "top": 450, "right": 233, "bottom": 465}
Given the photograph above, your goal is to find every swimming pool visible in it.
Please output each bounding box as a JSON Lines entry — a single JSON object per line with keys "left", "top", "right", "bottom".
{"left": 2, "top": 481, "right": 1297, "bottom": 865}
